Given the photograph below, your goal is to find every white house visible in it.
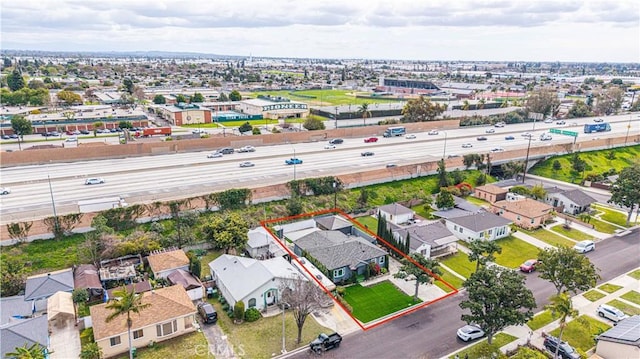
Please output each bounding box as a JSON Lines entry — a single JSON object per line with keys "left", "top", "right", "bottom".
{"left": 378, "top": 203, "right": 415, "bottom": 225}
{"left": 245, "top": 227, "right": 286, "bottom": 259}
{"left": 209, "top": 255, "right": 306, "bottom": 311}
{"left": 545, "top": 188, "right": 596, "bottom": 215}
{"left": 445, "top": 212, "right": 512, "bottom": 242}
{"left": 393, "top": 221, "right": 459, "bottom": 258}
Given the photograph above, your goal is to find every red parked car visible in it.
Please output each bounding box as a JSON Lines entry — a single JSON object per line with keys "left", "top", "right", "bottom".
{"left": 364, "top": 137, "right": 378, "bottom": 143}
{"left": 519, "top": 259, "right": 538, "bottom": 273}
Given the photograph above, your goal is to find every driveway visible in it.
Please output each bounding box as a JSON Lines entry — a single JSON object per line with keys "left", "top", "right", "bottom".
{"left": 48, "top": 315, "right": 80, "bottom": 359}
{"left": 197, "top": 311, "right": 237, "bottom": 359}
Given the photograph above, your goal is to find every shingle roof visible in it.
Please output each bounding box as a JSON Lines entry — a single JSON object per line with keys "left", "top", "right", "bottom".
{"left": 295, "top": 231, "right": 386, "bottom": 271}
{"left": 0, "top": 315, "right": 48, "bottom": 359}
{"left": 147, "top": 249, "right": 190, "bottom": 274}
{"left": 559, "top": 189, "right": 596, "bottom": 207}
{"left": 24, "top": 268, "right": 74, "bottom": 301}
{"left": 597, "top": 315, "right": 640, "bottom": 345}
{"left": 447, "top": 212, "right": 512, "bottom": 232}
{"left": 167, "top": 269, "right": 202, "bottom": 291}
{"left": 378, "top": 203, "right": 414, "bottom": 216}
{"left": 396, "top": 221, "right": 457, "bottom": 250}
{"left": 475, "top": 184, "right": 508, "bottom": 195}
{"left": 1, "top": 296, "right": 46, "bottom": 325}
{"left": 493, "top": 198, "right": 554, "bottom": 218}
{"left": 314, "top": 215, "right": 353, "bottom": 230}
{"left": 90, "top": 285, "right": 195, "bottom": 341}
{"left": 74, "top": 264, "right": 103, "bottom": 290}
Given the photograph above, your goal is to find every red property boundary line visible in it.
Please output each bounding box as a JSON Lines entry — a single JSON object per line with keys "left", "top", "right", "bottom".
{"left": 260, "top": 208, "right": 459, "bottom": 331}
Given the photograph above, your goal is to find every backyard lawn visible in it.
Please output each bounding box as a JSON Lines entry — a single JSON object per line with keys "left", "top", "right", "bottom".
{"left": 114, "top": 331, "right": 209, "bottom": 359}
{"left": 198, "top": 250, "right": 223, "bottom": 280}
{"left": 355, "top": 215, "right": 379, "bottom": 233}
{"left": 549, "top": 315, "right": 610, "bottom": 352}
{"left": 518, "top": 228, "right": 575, "bottom": 248}
{"left": 493, "top": 236, "right": 542, "bottom": 268}
{"left": 589, "top": 218, "right": 622, "bottom": 234}
{"left": 550, "top": 225, "right": 594, "bottom": 241}
{"left": 448, "top": 333, "right": 518, "bottom": 359}
{"left": 434, "top": 268, "right": 465, "bottom": 293}
{"left": 527, "top": 310, "right": 560, "bottom": 331}
{"left": 620, "top": 290, "right": 640, "bottom": 306}
{"left": 598, "top": 283, "right": 623, "bottom": 293}
{"left": 583, "top": 290, "right": 607, "bottom": 302}
{"left": 607, "top": 299, "right": 640, "bottom": 316}
{"left": 440, "top": 252, "right": 476, "bottom": 279}
{"left": 210, "top": 299, "right": 333, "bottom": 358}
{"left": 343, "top": 281, "right": 420, "bottom": 323}
{"left": 592, "top": 204, "right": 638, "bottom": 227}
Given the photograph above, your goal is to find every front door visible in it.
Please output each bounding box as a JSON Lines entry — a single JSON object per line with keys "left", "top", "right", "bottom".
{"left": 265, "top": 289, "right": 276, "bottom": 305}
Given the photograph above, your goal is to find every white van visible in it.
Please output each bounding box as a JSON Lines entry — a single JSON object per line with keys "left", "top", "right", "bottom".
{"left": 540, "top": 133, "right": 552, "bottom": 141}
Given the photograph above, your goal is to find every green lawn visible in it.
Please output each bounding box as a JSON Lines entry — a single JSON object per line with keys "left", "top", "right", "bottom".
{"left": 493, "top": 236, "right": 542, "bottom": 268}
{"left": 411, "top": 203, "right": 434, "bottom": 219}
{"left": 251, "top": 89, "right": 404, "bottom": 106}
{"left": 518, "top": 228, "right": 575, "bottom": 248}
{"left": 549, "top": 315, "right": 611, "bottom": 352}
{"left": 198, "top": 250, "right": 223, "bottom": 280}
{"left": 607, "top": 299, "right": 640, "bottom": 316}
{"left": 355, "top": 216, "right": 379, "bottom": 233}
{"left": 210, "top": 299, "right": 332, "bottom": 358}
{"left": 590, "top": 218, "right": 623, "bottom": 234}
{"left": 0, "top": 234, "right": 85, "bottom": 273}
{"left": 435, "top": 268, "right": 465, "bottom": 293}
{"left": 628, "top": 269, "right": 640, "bottom": 280}
{"left": 598, "top": 283, "right": 623, "bottom": 293}
{"left": 549, "top": 225, "right": 594, "bottom": 241}
{"left": 440, "top": 252, "right": 477, "bottom": 279}
{"left": 583, "top": 290, "right": 607, "bottom": 302}
{"left": 592, "top": 204, "right": 638, "bottom": 227}
{"left": 527, "top": 310, "right": 560, "bottom": 331}
{"left": 448, "top": 333, "right": 518, "bottom": 359}
{"left": 114, "top": 331, "right": 209, "bottom": 359}
{"left": 529, "top": 144, "right": 640, "bottom": 184}
{"left": 343, "top": 281, "right": 420, "bottom": 323}
{"left": 620, "top": 290, "right": 640, "bottom": 306}
{"left": 464, "top": 196, "right": 491, "bottom": 208}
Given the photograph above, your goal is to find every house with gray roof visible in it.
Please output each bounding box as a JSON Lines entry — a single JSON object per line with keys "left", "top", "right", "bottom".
{"left": 315, "top": 215, "right": 353, "bottom": 233}
{"left": 24, "top": 268, "right": 74, "bottom": 308}
{"left": 378, "top": 203, "right": 415, "bottom": 225}
{"left": 245, "top": 226, "right": 286, "bottom": 260}
{"left": 595, "top": 315, "right": 640, "bottom": 359}
{"left": 445, "top": 211, "right": 512, "bottom": 242}
{"left": 0, "top": 315, "right": 49, "bottom": 359}
{"left": 208, "top": 255, "right": 306, "bottom": 311}
{"left": 544, "top": 188, "right": 596, "bottom": 215}
{"left": 293, "top": 230, "right": 387, "bottom": 284}
{"left": 393, "top": 221, "right": 458, "bottom": 258}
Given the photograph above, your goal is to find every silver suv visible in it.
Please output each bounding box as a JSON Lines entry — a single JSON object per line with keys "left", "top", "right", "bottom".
{"left": 597, "top": 304, "right": 628, "bottom": 323}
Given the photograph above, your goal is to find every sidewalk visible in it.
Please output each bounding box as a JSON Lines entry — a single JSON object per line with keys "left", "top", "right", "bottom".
{"left": 511, "top": 230, "right": 554, "bottom": 250}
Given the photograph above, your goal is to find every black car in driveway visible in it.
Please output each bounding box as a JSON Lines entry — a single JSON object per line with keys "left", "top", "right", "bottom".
{"left": 197, "top": 302, "right": 218, "bottom": 324}
{"left": 543, "top": 335, "right": 580, "bottom": 359}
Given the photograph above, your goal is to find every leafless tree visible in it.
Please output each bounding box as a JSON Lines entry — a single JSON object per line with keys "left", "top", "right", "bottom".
{"left": 280, "top": 276, "right": 328, "bottom": 344}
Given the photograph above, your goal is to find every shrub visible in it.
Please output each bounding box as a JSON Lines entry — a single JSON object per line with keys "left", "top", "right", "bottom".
{"left": 233, "top": 301, "right": 245, "bottom": 321}
{"left": 335, "top": 295, "right": 353, "bottom": 313}
{"left": 244, "top": 308, "right": 261, "bottom": 322}
{"left": 336, "top": 286, "right": 346, "bottom": 296}
{"left": 252, "top": 127, "right": 261, "bottom": 135}
{"left": 221, "top": 303, "right": 229, "bottom": 312}
{"left": 380, "top": 267, "right": 388, "bottom": 275}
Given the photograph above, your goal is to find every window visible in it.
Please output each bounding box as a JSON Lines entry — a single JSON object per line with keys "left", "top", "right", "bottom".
{"left": 333, "top": 268, "right": 344, "bottom": 278}
{"left": 379, "top": 256, "right": 385, "bottom": 264}
{"left": 133, "top": 329, "right": 143, "bottom": 340}
{"left": 156, "top": 320, "right": 178, "bottom": 337}
{"left": 248, "top": 298, "right": 256, "bottom": 308}
{"left": 110, "top": 336, "right": 121, "bottom": 346}
{"left": 454, "top": 225, "right": 458, "bottom": 230}
{"left": 459, "top": 227, "right": 463, "bottom": 233}
{"left": 488, "top": 229, "right": 493, "bottom": 235}
{"left": 517, "top": 215, "right": 521, "bottom": 221}
{"left": 531, "top": 218, "right": 535, "bottom": 224}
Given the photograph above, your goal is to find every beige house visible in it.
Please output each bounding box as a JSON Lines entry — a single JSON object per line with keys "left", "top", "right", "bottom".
{"left": 595, "top": 315, "right": 640, "bottom": 359}
{"left": 474, "top": 184, "right": 508, "bottom": 204}
{"left": 90, "top": 285, "right": 196, "bottom": 358}
{"left": 147, "top": 249, "right": 190, "bottom": 279}
{"left": 491, "top": 198, "right": 554, "bottom": 229}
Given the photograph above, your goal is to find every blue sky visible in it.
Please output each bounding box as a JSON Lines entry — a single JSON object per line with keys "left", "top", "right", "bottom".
{"left": 1, "top": 0, "right": 638, "bottom": 62}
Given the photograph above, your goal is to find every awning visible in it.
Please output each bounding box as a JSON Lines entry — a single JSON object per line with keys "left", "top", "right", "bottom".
{"left": 47, "top": 291, "right": 75, "bottom": 321}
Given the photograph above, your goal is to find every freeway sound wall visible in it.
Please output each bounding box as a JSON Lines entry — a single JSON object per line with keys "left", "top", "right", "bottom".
{"left": 1, "top": 134, "right": 637, "bottom": 244}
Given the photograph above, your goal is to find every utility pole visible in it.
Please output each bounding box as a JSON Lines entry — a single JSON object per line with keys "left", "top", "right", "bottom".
{"left": 47, "top": 174, "right": 60, "bottom": 235}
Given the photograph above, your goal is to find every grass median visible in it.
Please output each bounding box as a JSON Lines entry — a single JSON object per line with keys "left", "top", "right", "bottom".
{"left": 518, "top": 228, "right": 575, "bottom": 248}
{"left": 549, "top": 315, "right": 610, "bottom": 352}
{"left": 549, "top": 225, "right": 594, "bottom": 241}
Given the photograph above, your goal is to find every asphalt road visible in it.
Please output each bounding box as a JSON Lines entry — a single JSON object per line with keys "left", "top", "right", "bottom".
{"left": 288, "top": 228, "right": 639, "bottom": 359}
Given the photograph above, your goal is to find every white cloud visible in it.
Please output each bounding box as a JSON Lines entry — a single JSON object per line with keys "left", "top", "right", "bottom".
{"left": 1, "top": 0, "right": 638, "bottom": 62}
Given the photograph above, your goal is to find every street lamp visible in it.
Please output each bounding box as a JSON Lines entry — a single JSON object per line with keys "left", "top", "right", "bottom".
{"left": 333, "top": 181, "right": 338, "bottom": 210}
{"left": 625, "top": 116, "right": 632, "bottom": 145}
{"left": 281, "top": 301, "right": 290, "bottom": 354}
{"left": 334, "top": 107, "right": 338, "bottom": 129}
{"left": 47, "top": 173, "right": 60, "bottom": 235}
{"left": 522, "top": 115, "right": 540, "bottom": 183}
{"left": 442, "top": 131, "right": 448, "bottom": 159}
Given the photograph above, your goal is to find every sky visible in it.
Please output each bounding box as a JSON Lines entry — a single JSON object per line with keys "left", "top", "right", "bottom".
{"left": 1, "top": 0, "right": 639, "bottom": 63}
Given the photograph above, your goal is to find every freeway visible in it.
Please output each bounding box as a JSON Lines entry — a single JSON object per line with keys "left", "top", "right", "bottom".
{"left": 0, "top": 115, "right": 638, "bottom": 222}
{"left": 289, "top": 228, "right": 640, "bottom": 359}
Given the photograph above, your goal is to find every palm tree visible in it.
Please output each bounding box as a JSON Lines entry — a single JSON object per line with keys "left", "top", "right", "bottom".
{"left": 105, "top": 286, "right": 151, "bottom": 359}
{"left": 357, "top": 103, "right": 371, "bottom": 126}
{"left": 545, "top": 292, "right": 578, "bottom": 359}
{"left": 5, "top": 343, "right": 45, "bottom": 359}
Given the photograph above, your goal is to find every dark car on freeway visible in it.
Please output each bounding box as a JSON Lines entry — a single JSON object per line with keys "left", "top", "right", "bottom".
{"left": 361, "top": 151, "right": 375, "bottom": 157}
{"left": 476, "top": 136, "right": 488, "bottom": 141}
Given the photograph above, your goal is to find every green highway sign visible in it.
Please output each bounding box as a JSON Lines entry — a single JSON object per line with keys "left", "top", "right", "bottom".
{"left": 549, "top": 129, "right": 578, "bottom": 137}
{"left": 550, "top": 128, "right": 561, "bottom": 134}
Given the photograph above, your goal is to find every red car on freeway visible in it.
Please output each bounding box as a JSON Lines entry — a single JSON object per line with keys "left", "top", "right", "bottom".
{"left": 364, "top": 137, "right": 379, "bottom": 143}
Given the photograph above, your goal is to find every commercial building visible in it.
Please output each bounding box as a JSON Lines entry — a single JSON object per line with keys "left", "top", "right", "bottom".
{"left": 236, "top": 97, "right": 309, "bottom": 119}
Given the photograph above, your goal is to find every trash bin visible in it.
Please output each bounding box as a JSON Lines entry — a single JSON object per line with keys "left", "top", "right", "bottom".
{"left": 131, "top": 347, "right": 137, "bottom": 358}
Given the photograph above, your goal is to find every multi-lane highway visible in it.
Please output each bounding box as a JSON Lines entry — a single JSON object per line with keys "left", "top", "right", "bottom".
{"left": 1, "top": 115, "right": 638, "bottom": 222}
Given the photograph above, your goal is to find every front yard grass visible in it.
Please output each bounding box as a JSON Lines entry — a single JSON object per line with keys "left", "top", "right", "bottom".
{"left": 448, "top": 332, "right": 518, "bottom": 359}
{"left": 493, "top": 236, "right": 542, "bottom": 269}
{"left": 607, "top": 299, "right": 640, "bottom": 316}
{"left": 518, "top": 228, "right": 575, "bottom": 248}
{"left": 550, "top": 225, "right": 594, "bottom": 241}
{"left": 628, "top": 269, "right": 640, "bottom": 280}
{"left": 210, "top": 299, "right": 332, "bottom": 358}
{"left": 598, "top": 283, "right": 623, "bottom": 293}
{"left": 589, "top": 218, "right": 622, "bottom": 234}
{"left": 583, "top": 290, "right": 607, "bottom": 302}
{"left": 440, "top": 252, "right": 476, "bottom": 279}
{"left": 343, "top": 281, "right": 420, "bottom": 323}
{"left": 354, "top": 215, "right": 378, "bottom": 233}
{"left": 114, "top": 331, "right": 209, "bottom": 359}
{"left": 549, "top": 315, "right": 610, "bottom": 352}
{"left": 620, "top": 290, "right": 640, "bottom": 306}
{"left": 592, "top": 204, "right": 637, "bottom": 227}
{"left": 435, "top": 268, "right": 465, "bottom": 293}
{"left": 527, "top": 310, "right": 560, "bottom": 331}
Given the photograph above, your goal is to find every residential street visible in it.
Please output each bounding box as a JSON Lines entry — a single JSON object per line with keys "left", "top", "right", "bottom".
{"left": 287, "top": 228, "right": 640, "bottom": 359}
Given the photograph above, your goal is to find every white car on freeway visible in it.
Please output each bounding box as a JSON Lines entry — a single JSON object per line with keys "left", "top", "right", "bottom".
{"left": 207, "top": 152, "right": 223, "bottom": 158}
{"left": 85, "top": 178, "right": 105, "bottom": 185}
{"left": 0, "top": 187, "right": 10, "bottom": 195}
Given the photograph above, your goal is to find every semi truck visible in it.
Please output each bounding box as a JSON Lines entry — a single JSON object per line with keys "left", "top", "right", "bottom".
{"left": 584, "top": 123, "right": 611, "bottom": 133}
{"left": 309, "top": 332, "right": 342, "bottom": 354}
{"left": 136, "top": 127, "right": 172, "bottom": 137}
{"left": 383, "top": 126, "right": 406, "bottom": 137}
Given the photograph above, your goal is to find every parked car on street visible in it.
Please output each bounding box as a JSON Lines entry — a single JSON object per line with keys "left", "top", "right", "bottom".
{"left": 309, "top": 333, "right": 342, "bottom": 354}
{"left": 597, "top": 304, "right": 629, "bottom": 323}
{"left": 1, "top": 135, "right": 10, "bottom": 140}
{"left": 543, "top": 335, "right": 580, "bottom": 359}
{"left": 197, "top": 302, "right": 218, "bottom": 324}
{"left": 456, "top": 325, "right": 484, "bottom": 342}
{"left": 519, "top": 259, "right": 538, "bottom": 273}
{"left": 364, "top": 137, "right": 378, "bottom": 143}
{"left": 594, "top": 118, "right": 604, "bottom": 123}
{"left": 85, "top": 178, "right": 105, "bottom": 185}
{"left": 573, "top": 240, "right": 595, "bottom": 253}
{"left": 556, "top": 120, "right": 566, "bottom": 125}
